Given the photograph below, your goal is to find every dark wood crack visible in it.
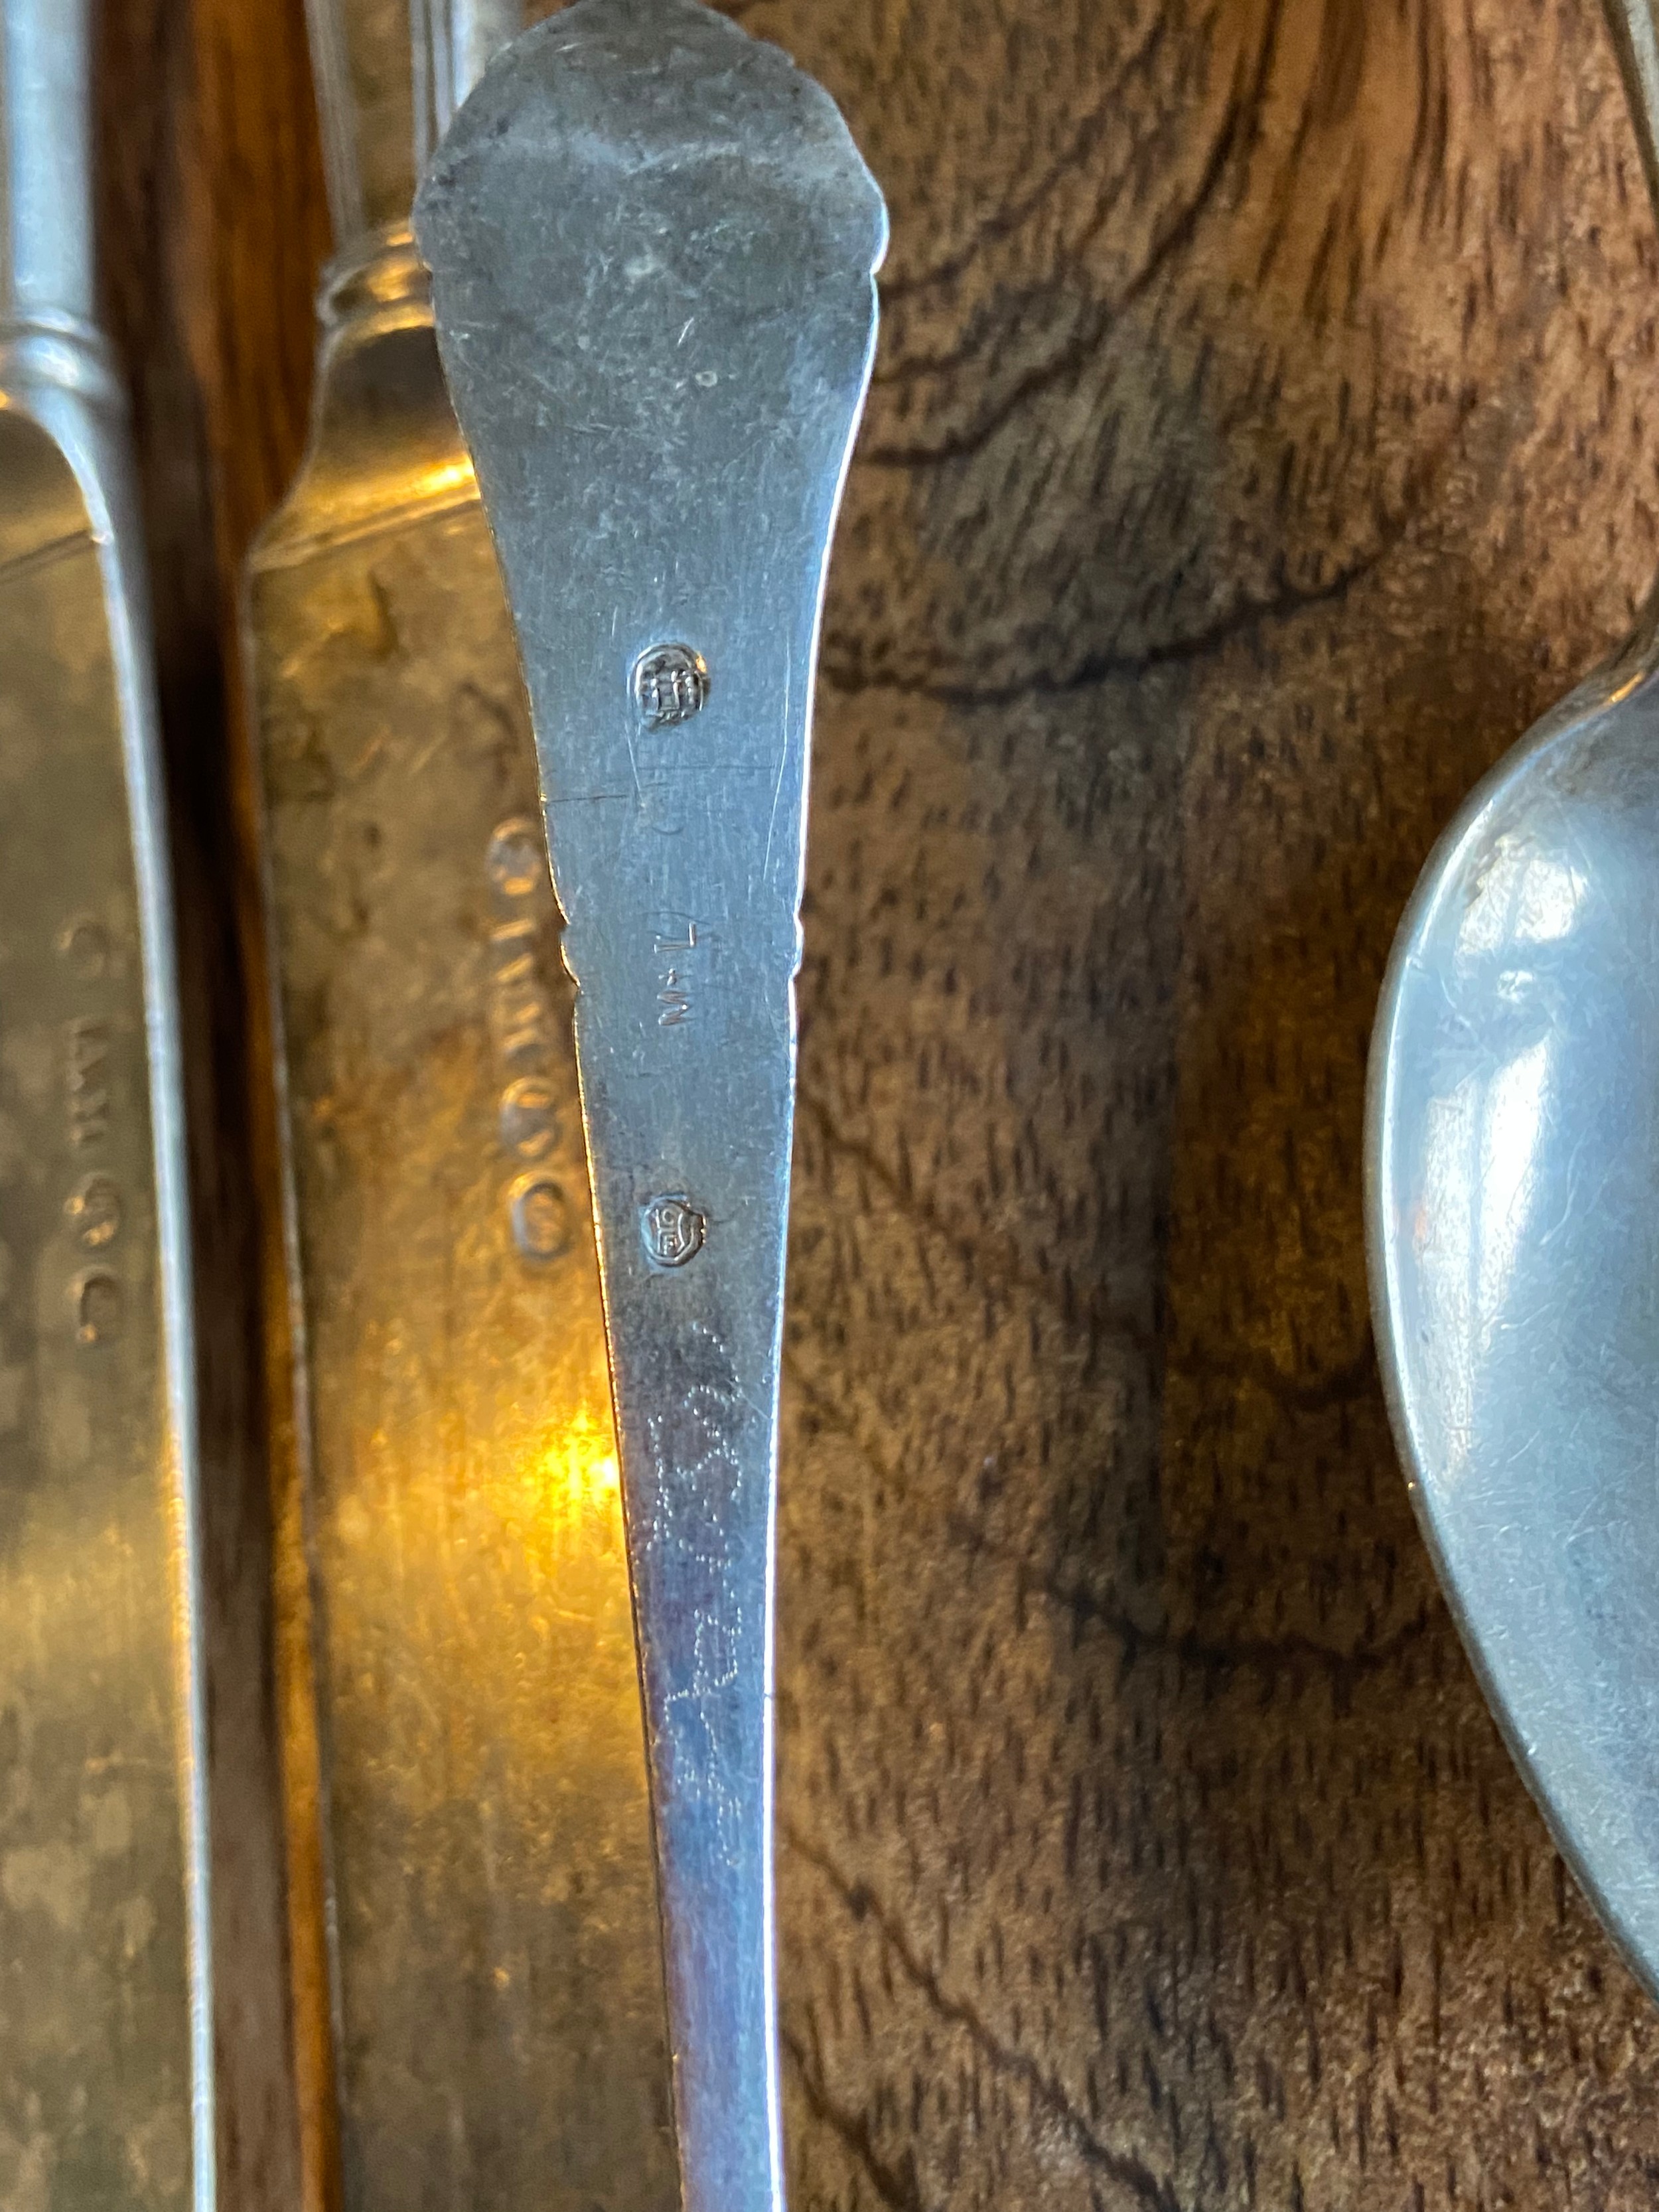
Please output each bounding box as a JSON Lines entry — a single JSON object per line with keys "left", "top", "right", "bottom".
{"left": 786, "top": 1827, "right": 1194, "bottom": 2212}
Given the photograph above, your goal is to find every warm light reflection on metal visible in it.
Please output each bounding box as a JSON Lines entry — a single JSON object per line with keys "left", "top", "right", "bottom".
{"left": 539, "top": 1417, "right": 621, "bottom": 1517}
{"left": 408, "top": 453, "right": 477, "bottom": 506}
{"left": 0, "top": 409, "right": 205, "bottom": 2199}
{"left": 245, "top": 237, "right": 675, "bottom": 2212}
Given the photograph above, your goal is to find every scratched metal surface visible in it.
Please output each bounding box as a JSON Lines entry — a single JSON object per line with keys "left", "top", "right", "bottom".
{"left": 416, "top": 10, "right": 885, "bottom": 2209}
{"left": 1370, "top": 621, "right": 1659, "bottom": 2005}
{"left": 246, "top": 267, "right": 676, "bottom": 2211}
{"left": 169, "top": 0, "right": 1659, "bottom": 2203}
{"left": 0, "top": 410, "right": 197, "bottom": 2212}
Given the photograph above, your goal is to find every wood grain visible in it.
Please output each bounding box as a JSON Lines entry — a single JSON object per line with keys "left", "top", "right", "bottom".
{"left": 98, "top": 0, "right": 1659, "bottom": 2205}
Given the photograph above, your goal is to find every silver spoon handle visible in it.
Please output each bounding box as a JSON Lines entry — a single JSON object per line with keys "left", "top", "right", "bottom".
{"left": 416, "top": 7, "right": 885, "bottom": 2209}
{"left": 0, "top": 0, "right": 94, "bottom": 325}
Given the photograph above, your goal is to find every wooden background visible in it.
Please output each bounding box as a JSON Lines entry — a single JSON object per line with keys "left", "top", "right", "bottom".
{"left": 93, "top": 0, "right": 1659, "bottom": 2205}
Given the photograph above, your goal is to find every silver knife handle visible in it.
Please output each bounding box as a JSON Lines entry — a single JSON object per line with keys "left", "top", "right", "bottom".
{"left": 0, "top": 3, "right": 214, "bottom": 2204}
{"left": 305, "top": 0, "right": 522, "bottom": 250}
{"left": 0, "top": 0, "right": 94, "bottom": 327}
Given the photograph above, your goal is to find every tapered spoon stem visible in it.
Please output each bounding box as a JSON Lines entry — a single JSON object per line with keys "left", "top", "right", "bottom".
{"left": 416, "top": 7, "right": 885, "bottom": 2207}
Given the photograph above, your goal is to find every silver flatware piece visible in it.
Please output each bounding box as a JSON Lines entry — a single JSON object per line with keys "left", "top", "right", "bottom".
{"left": 415, "top": 6, "right": 886, "bottom": 2207}
{"left": 1368, "top": 0, "right": 1659, "bottom": 2008}
{"left": 0, "top": 0, "right": 212, "bottom": 2199}
{"left": 248, "top": 0, "right": 675, "bottom": 2205}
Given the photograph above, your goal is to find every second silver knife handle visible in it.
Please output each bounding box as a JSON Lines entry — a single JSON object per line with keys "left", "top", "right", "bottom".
{"left": 304, "top": 0, "right": 521, "bottom": 253}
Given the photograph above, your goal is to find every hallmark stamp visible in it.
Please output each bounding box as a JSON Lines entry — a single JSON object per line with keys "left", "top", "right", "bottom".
{"left": 65, "top": 1017, "right": 110, "bottom": 1149}
{"left": 655, "top": 919, "right": 698, "bottom": 1027}
{"left": 56, "top": 915, "right": 109, "bottom": 981}
{"left": 632, "top": 644, "right": 709, "bottom": 728}
{"left": 498, "top": 1074, "right": 558, "bottom": 1161}
{"left": 510, "top": 1172, "right": 571, "bottom": 1263}
{"left": 66, "top": 1173, "right": 122, "bottom": 1250}
{"left": 72, "top": 1270, "right": 122, "bottom": 1348}
{"left": 490, "top": 917, "right": 559, "bottom": 1069}
{"left": 640, "top": 1194, "right": 705, "bottom": 1270}
{"left": 486, "top": 814, "right": 575, "bottom": 1266}
{"left": 56, "top": 922, "right": 123, "bottom": 1344}
{"left": 485, "top": 815, "right": 545, "bottom": 901}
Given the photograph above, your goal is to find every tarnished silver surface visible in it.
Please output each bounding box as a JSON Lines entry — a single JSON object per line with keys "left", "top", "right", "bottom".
{"left": 1367, "top": 0, "right": 1659, "bottom": 2012}
{"left": 250, "top": 1, "right": 679, "bottom": 2207}
{"left": 0, "top": 0, "right": 211, "bottom": 2203}
{"left": 415, "top": 9, "right": 885, "bottom": 2209}
{"left": 251, "top": 3, "right": 677, "bottom": 2208}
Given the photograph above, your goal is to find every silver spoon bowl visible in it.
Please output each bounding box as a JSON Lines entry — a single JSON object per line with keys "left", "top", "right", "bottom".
{"left": 1369, "top": 622, "right": 1659, "bottom": 1997}
{"left": 1368, "top": 0, "right": 1659, "bottom": 2001}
